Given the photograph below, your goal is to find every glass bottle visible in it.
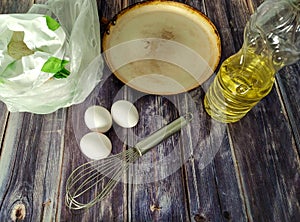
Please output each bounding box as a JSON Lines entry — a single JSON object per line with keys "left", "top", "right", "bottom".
{"left": 204, "top": 0, "right": 300, "bottom": 123}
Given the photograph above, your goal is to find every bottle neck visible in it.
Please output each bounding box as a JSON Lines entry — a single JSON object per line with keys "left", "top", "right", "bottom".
{"left": 244, "top": 0, "right": 300, "bottom": 71}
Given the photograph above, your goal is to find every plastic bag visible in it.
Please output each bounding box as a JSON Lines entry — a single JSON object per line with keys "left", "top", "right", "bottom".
{"left": 0, "top": 0, "right": 103, "bottom": 114}
{"left": 0, "top": 14, "right": 69, "bottom": 89}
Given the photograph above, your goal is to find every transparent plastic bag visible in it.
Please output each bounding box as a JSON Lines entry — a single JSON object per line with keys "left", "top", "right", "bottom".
{"left": 0, "top": 0, "right": 103, "bottom": 114}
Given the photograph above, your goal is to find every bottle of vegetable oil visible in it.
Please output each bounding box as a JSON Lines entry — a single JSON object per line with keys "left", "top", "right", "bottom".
{"left": 204, "top": 0, "right": 300, "bottom": 123}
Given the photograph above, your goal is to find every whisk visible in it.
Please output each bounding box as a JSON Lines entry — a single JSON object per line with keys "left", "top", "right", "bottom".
{"left": 65, "top": 113, "right": 193, "bottom": 210}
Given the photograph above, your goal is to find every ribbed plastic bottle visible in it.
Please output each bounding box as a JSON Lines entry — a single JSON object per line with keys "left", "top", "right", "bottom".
{"left": 204, "top": 0, "right": 300, "bottom": 123}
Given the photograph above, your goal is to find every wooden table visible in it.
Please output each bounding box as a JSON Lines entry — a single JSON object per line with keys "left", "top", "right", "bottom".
{"left": 0, "top": 0, "right": 299, "bottom": 221}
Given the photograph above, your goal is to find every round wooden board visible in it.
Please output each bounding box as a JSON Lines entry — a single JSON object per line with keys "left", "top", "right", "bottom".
{"left": 102, "top": 1, "right": 221, "bottom": 95}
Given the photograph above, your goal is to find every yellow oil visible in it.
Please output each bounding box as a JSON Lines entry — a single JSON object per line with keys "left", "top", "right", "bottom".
{"left": 204, "top": 49, "right": 276, "bottom": 123}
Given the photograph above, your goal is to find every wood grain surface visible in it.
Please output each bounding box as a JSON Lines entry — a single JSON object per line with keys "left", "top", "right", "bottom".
{"left": 0, "top": 0, "right": 299, "bottom": 221}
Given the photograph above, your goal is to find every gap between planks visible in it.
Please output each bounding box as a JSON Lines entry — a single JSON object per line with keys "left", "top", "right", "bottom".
{"left": 227, "top": 128, "right": 252, "bottom": 222}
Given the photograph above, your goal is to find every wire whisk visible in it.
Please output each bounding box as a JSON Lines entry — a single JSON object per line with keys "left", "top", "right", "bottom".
{"left": 65, "top": 113, "right": 193, "bottom": 210}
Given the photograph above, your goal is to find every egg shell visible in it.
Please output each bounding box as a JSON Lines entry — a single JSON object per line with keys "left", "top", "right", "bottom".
{"left": 84, "top": 105, "right": 112, "bottom": 133}
{"left": 111, "top": 100, "right": 139, "bottom": 128}
{"left": 80, "top": 132, "right": 112, "bottom": 160}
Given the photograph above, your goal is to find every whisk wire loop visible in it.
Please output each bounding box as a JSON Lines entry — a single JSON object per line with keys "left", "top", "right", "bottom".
{"left": 65, "top": 113, "right": 193, "bottom": 210}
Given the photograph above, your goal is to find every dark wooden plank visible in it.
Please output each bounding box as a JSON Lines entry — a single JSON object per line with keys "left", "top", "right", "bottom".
{"left": 128, "top": 94, "right": 190, "bottom": 221}
{"left": 0, "top": 110, "right": 67, "bottom": 222}
{"left": 212, "top": 134, "right": 249, "bottom": 222}
{"left": 168, "top": 75, "right": 227, "bottom": 222}
{"left": 181, "top": 88, "right": 248, "bottom": 222}
{"left": 203, "top": 0, "right": 259, "bottom": 59}
{"left": 228, "top": 89, "right": 300, "bottom": 221}
{"left": 0, "top": 0, "right": 33, "bottom": 14}
{"left": 179, "top": 88, "right": 248, "bottom": 222}
{"left": 0, "top": 102, "right": 9, "bottom": 152}
{"left": 277, "top": 63, "right": 300, "bottom": 152}
{"left": 203, "top": 0, "right": 238, "bottom": 59}
{"left": 129, "top": 173, "right": 190, "bottom": 221}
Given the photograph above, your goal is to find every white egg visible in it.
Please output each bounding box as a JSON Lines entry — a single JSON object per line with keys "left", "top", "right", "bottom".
{"left": 80, "top": 132, "right": 112, "bottom": 160}
{"left": 111, "top": 100, "right": 139, "bottom": 128}
{"left": 84, "top": 105, "right": 112, "bottom": 133}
